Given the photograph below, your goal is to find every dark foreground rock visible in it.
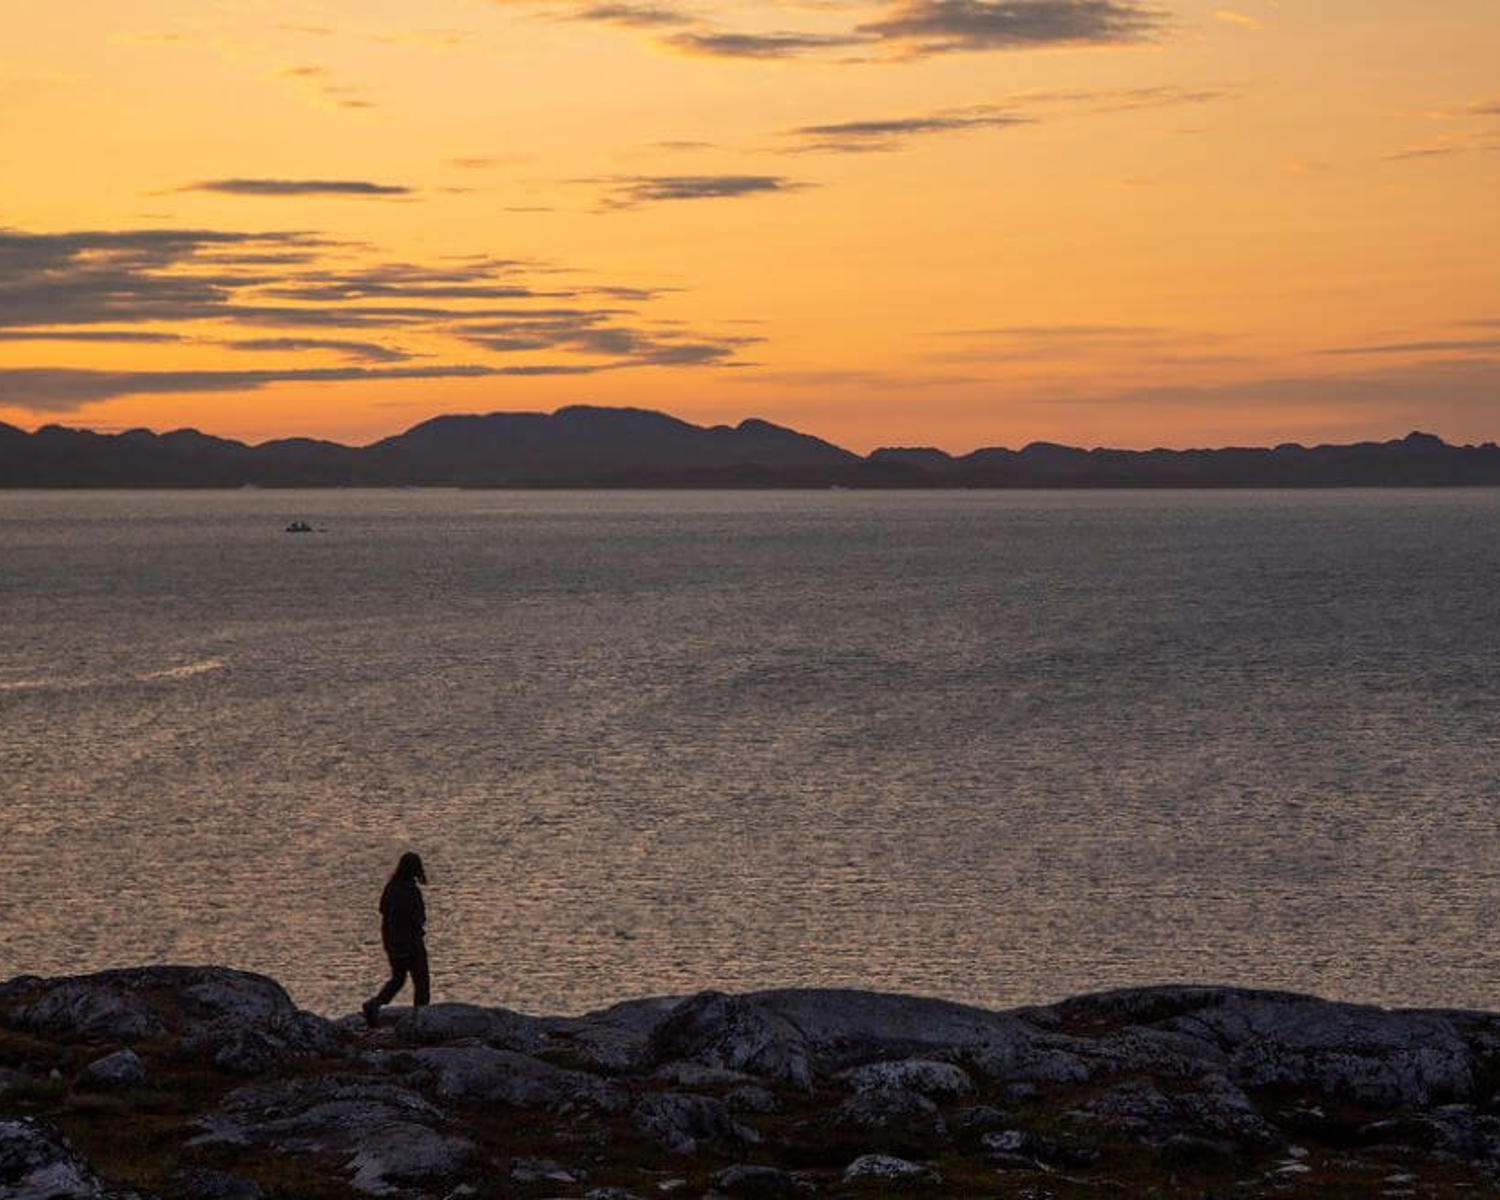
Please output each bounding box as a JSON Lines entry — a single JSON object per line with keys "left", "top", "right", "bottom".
{"left": 5, "top": 967, "right": 1500, "bottom": 1197}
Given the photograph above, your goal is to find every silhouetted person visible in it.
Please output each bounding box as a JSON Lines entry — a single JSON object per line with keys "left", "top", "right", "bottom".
{"left": 363, "top": 852, "right": 429, "bottom": 1026}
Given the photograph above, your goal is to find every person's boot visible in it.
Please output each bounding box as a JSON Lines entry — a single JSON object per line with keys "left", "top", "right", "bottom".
{"left": 362, "top": 998, "right": 380, "bottom": 1028}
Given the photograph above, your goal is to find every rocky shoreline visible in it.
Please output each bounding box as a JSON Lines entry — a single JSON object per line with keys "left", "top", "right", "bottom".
{"left": 3, "top": 967, "right": 1498, "bottom": 1198}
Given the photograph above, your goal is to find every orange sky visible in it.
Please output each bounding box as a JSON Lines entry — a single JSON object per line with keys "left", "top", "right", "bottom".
{"left": 1, "top": 0, "right": 1497, "bottom": 452}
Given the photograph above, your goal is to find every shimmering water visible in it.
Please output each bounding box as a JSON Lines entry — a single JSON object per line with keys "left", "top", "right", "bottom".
{"left": 3, "top": 489, "right": 1499, "bottom": 1016}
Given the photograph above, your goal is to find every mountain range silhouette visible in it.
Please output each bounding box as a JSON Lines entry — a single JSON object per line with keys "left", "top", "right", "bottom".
{"left": 2, "top": 406, "right": 1497, "bottom": 487}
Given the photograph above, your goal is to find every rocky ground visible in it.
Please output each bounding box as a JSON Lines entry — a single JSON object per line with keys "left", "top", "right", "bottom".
{"left": 4, "top": 968, "right": 1500, "bottom": 1198}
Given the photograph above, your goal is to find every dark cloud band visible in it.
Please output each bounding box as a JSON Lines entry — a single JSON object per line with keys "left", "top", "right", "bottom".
{"left": 184, "top": 179, "right": 413, "bottom": 197}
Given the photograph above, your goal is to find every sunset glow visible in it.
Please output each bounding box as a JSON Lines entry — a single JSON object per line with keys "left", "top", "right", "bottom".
{"left": 3, "top": 0, "right": 1497, "bottom": 451}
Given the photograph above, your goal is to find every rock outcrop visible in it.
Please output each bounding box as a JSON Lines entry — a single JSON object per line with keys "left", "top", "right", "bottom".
{"left": 5, "top": 965, "right": 1500, "bottom": 1196}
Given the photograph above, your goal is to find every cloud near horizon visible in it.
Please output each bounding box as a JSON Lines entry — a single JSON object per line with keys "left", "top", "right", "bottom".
{"left": 0, "top": 365, "right": 499, "bottom": 409}
{"left": 0, "top": 225, "right": 759, "bottom": 410}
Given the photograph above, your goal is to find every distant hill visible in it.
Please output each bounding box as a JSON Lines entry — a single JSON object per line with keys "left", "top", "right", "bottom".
{"left": 2, "top": 407, "right": 1498, "bottom": 487}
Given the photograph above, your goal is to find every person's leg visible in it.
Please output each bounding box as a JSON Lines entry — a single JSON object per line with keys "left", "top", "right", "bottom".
{"left": 411, "top": 948, "right": 431, "bottom": 1007}
{"left": 373, "top": 955, "right": 411, "bottom": 1005}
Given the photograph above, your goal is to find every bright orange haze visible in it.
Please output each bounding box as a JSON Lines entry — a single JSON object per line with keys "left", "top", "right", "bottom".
{"left": 1, "top": 0, "right": 1497, "bottom": 454}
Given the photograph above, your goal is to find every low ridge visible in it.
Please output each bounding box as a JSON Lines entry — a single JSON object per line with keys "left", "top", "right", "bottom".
{"left": 1, "top": 408, "right": 1497, "bottom": 487}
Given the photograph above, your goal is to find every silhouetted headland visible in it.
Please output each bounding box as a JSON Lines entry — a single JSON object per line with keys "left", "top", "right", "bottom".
{"left": 5, "top": 964, "right": 1500, "bottom": 1196}
{"left": 3, "top": 406, "right": 1498, "bottom": 487}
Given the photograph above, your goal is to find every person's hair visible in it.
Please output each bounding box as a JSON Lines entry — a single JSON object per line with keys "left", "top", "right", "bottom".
{"left": 391, "top": 851, "right": 427, "bottom": 885}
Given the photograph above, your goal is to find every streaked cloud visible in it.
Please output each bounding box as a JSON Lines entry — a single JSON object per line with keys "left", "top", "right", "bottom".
{"left": 591, "top": 174, "right": 809, "bottom": 209}
{"left": 662, "top": 30, "right": 867, "bottom": 58}
{"left": 572, "top": 4, "right": 692, "bottom": 27}
{"left": 0, "top": 365, "right": 498, "bottom": 409}
{"left": 0, "top": 223, "right": 762, "bottom": 411}
{"left": 457, "top": 308, "right": 756, "bottom": 365}
{"left": 183, "top": 178, "right": 413, "bottom": 198}
{"left": 855, "top": 0, "right": 1163, "bottom": 56}
{"left": 222, "top": 337, "right": 416, "bottom": 363}
{"left": 0, "top": 330, "right": 184, "bottom": 344}
{"left": 785, "top": 110, "right": 1031, "bottom": 153}
{"left": 781, "top": 87, "right": 1230, "bottom": 155}
{"left": 502, "top": 0, "right": 1162, "bottom": 61}
{"left": 1321, "top": 337, "right": 1500, "bottom": 358}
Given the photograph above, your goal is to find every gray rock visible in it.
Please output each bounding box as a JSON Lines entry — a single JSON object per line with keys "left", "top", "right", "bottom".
{"left": 6, "top": 979, "right": 164, "bottom": 1044}
{"left": 981, "top": 1128, "right": 1099, "bottom": 1171}
{"left": 654, "top": 1060, "right": 755, "bottom": 1088}
{"left": 967, "top": 1036, "right": 1093, "bottom": 1086}
{"left": 1154, "top": 1133, "right": 1238, "bottom": 1169}
{"left": 191, "top": 1076, "right": 474, "bottom": 1196}
{"left": 751, "top": 988, "right": 1036, "bottom": 1076}
{"left": 712, "top": 1163, "right": 804, "bottom": 1197}
{"left": 841, "top": 1153, "right": 938, "bottom": 1183}
{"left": 0, "top": 1117, "right": 149, "bottom": 1199}
{"left": 77, "top": 1049, "right": 146, "bottom": 1091}
{"left": 648, "top": 993, "right": 813, "bottom": 1089}
{"left": 646, "top": 987, "right": 1052, "bottom": 1090}
{"left": 545, "top": 995, "right": 685, "bottom": 1073}
{"left": 1070, "top": 1075, "right": 1278, "bottom": 1150}
{"left": 1, "top": 1118, "right": 105, "bottom": 1198}
{"left": 167, "top": 1167, "right": 265, "bottom": 1200}
{"left": 388, "top": 1003, "right": 548, "bottom": 1053}
{"left": 1421, "top": 1104, "right": 1500, "bottom": 1163}
{"left": 0, "top": 967, "right": 338, "bottom": 1078}
{"left": 1082, "top": 1025, "right": 1227, "bottom": 1079}
{"left": 381, "top": 1044, "right": 625, "bottom": 1113}
{"left": 954, "top": 1104, "right": 1010, "bottom": 1131}
{"left": 508, "top": 1157, "right": 587, "bottom": 1184}
{"left": 831, "top": 1086, "right": 941, "bottom": 1135}
{"left": 724, "top": 1085, "right": 779, "bottom": 1114}
{"left": 1168, "top": 995, "right": 1476, "bottom": 1108}
{"left": 630, "top": 1092, "right": 760, "bottom": 1155}
{"left": 838, "top": 1058, "right": 972, "bottom": 1100}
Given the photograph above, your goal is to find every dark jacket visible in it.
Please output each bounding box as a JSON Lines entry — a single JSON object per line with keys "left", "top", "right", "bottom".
{"left": 380, "top": 877, "right": 426, "bottom": 958}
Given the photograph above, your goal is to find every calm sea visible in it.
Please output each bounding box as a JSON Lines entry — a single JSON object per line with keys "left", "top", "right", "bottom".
{"left": 3, "top": 489, "right": 1499, "bottom": 1016}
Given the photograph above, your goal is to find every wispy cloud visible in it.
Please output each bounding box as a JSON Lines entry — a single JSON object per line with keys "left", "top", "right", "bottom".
{"left": 572, "top": 3, "right": 692, "bottom": 27}
{"left": 0, "top": 224, "right": 762, "bottom": 410}
{"left": 1322, "top": 337, "right": 1500, "bottom": 357}
{"left": 855, "top": 0, "right": 1164, "bottom": 56}
{"left": 0, "top": 330, "right": 185, "bottom": 344}
{"left": 500, "top": 0, "right": 1163, "bottom": 61}
{"left": 590, "top": 174, "right": 810, "bottom": 209}
{"left": 274, "top": 65, "right": 375, "bottom": 111}
{"left": 183, "top": 178, "right": 413, "bottom": 197}
{"left": 663, "top": 30, "right": 867, "bottom": 58}
{"left": 0, "top": 365, "right": 498, "bottom": 409}
{"left": 780, "top": 87, "right": 1229, "bottom": 154}
{"left": 785, "top": 110, "right": 1030, "bottom": 153}
{"left": 456, "top": 308, "right": 757, "bottom": 364}
{"left": 223, "top": 337, "right": 416, "bottom": 363}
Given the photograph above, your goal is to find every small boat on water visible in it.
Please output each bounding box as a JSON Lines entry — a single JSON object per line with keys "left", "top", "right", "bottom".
{"left": 284, "top": 521, "right": 314, "bottom": 533}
